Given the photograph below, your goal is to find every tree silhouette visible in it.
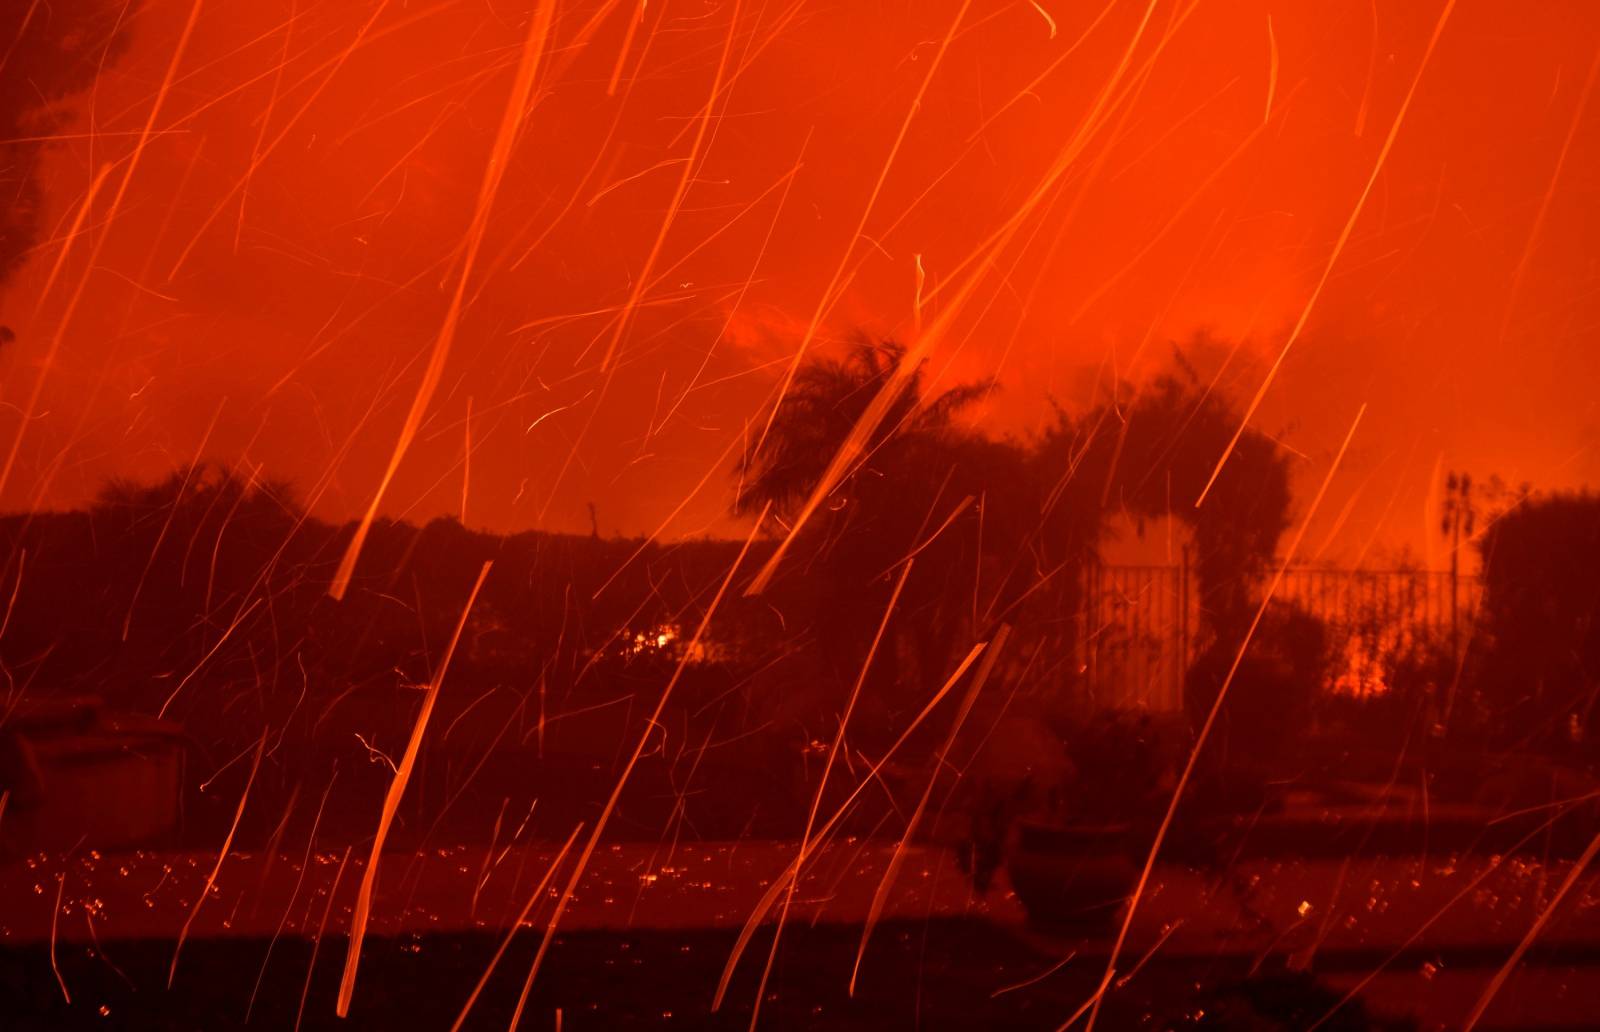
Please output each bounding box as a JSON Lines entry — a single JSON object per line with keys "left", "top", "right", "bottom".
{"left": 1032, "top": 372, "right": 1294, "bottom": 641}
{"left": 1478, "top": 490, "right": 1600, "bottom": 753}
{"left": 734, "top": 338, "right": 994, "bottom": 521}
{"left": 1025, "top": 367, "right": 1299, "bottom": 747}
{"left": 734, "top": 339, "right": 1020, "bottom": 728}
{"left": 734, "top": 340, "right": 1299, "bottom": 733}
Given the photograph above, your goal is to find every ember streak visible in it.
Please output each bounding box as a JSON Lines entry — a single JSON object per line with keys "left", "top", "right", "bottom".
{"left": 1, "top": 2, "right": 1598, "bottom": 1029}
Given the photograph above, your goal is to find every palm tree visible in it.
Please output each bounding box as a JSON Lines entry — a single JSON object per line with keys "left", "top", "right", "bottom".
{"left": 732, "top": 339, "right": 1018, "bottom": 731}
{"left": 734, "top": 339, "right": 994, "bottom": 523}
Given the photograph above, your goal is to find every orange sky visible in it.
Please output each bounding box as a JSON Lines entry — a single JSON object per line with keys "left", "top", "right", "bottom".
{"left": 3, "top": 0, "right": 1598, "bottom": 567}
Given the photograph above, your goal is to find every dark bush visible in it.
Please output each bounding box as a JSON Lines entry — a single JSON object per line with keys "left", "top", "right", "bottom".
{"left": 1477, "top": 492, "right": 1600, "bottom": 756}
{"left": 1184, "top": 601, "right": 1330, "bottom": 783}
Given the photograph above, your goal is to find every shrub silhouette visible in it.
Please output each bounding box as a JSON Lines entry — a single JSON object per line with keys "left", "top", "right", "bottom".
{"left": 1477, "top": 491, "right": 1600, "bottom": 754}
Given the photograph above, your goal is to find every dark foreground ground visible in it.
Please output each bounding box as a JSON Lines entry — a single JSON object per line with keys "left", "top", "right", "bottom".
{"left": 0, "top": 920, "right": 1412, "bottom": 1032}
{"left": 2, "top": 840, "right": 1596, "bottom": 1028}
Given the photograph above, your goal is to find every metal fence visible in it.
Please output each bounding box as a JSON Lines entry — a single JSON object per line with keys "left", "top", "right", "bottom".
{"left": 1078, "top": 562, "right": 1192, "bottom": 712}
{"left": 1079, "top": 560, "right": 1475, "bottom": 711}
